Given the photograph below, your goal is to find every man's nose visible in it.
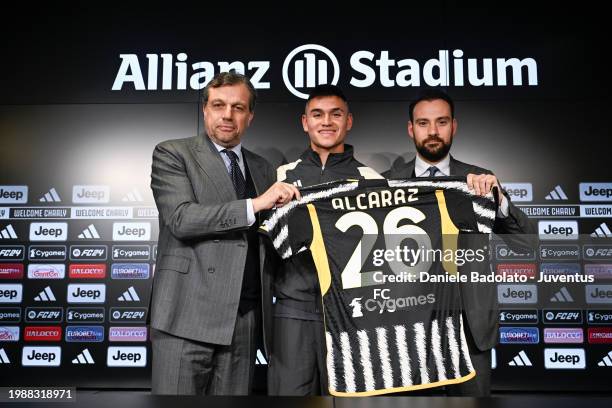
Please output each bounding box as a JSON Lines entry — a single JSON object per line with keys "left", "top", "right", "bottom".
{"left": 222, "top": 105, "right": 233, "bottom": 119}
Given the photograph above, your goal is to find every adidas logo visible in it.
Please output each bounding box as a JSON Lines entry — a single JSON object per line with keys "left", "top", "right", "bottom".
{"left": 39, "top": 188, "right": 62, "bottom": 203}
{"left": 550, "top": 286, "right": 574, "bottom": 302}
{"left": 0, "top": 348, "right": 10, "bottom": 364}
{"left": 545, "top": 185, "right": 568, "bottom": 200}
{"left": 597, "top": 351, "right": 612, "bottom": 367}
{"left": 591, "top": 223, "right": 612, "bottom": 238}
{"left": 292, "top": 180, "right": 303, "bottom": 188}
{"left": 72, "top": 348, "right": 95, "bottom": 364}
{"left": 255, "top": 349, "right": 267, "bottom": 365}
{"left": 118, "top": 286, "right": 140, "bottom": 302}
{"left": 508, "top": 350, "right": 532, "bottom": 366}
{"left": 122, "top": 189, "right": 143, "bottom": 202}
{"left": 0, "top": 224, "right": 18, "bottom": 239}
{"left": 78, "top": 224, "right": 101, "bottom": 239}
{"left": 34, "top": 286, "right": 56, "bottom": 302}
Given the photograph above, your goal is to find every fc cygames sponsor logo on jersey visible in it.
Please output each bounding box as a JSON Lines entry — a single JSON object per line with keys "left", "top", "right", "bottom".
{"left": 0, "top": 245, "right": 25, "bottom": 261}
{"left": 544, "top": 348, "right": 586, "bottom": 369}
{"left": 0, "top": 186, "right": 28, "bottom": 204}
{"left": 69, "top": 245, "right": 107, "bottom": 261}
{"left": 22, "top": 346, "right": 61, "bottom": 366}
{"left": 109, "top": 307, "right": 147, "bottom": 323}
{"left": 28, "top": 245, "right": 67, "bottom": 261}
{"left": 69, "top": 264, "right": 106, "bottom": 279}
{"left": 580, "top": 183, "right": 612, "bottom": 202}
{"left": 499, "top": 327, "right": 539, "bottom": 344}
{"left": 0, "top": 284, "right": 22, "bottom": 304}
{"left": 539, "top": 245, "right": 581, "bottom": 261}
{"left": 538, "top": 221, "right": 579, "bottom": 240}
{"left": 543, "top": 309, "right": 582, "bottom": 324}
{"left": 72, "top": 185, "right": 110, "bottom": 203}
{"left": 24, "top": 326, "right": 62, "bottom": 342}
{"left": 107, "top": 346, "right": 147, "bottom": 367}
{"left": 0, "top": 264, "right": 24, "bottom": 279}
{"left": 66, "top": 307, "right": 105, "bottom": 323}
{"left": 108, "top": 327, "right": 147, "bottom": 342}
{"left": 503, "top": 183, "right": 533, "bottom": 202}
{"left": 499, "top": 309, "right": 538, "bottom": 324}
{"left": 65, "top": 326, "right": 104, "bottom": 342}
{"left": 27, "top": 264, "right": 65, "bottom": 279}
{"left": 67, "top": 284, "right": 106, "bottom": 304}
{"left": 29, "top": 223, "right": 68, "bottom": 241}
{"left": 497, "top": 284, "right": 537, "bottom": 304}
{"left": 25, "top": 307, "right": 63, "bottom": 323}
{"left": 112, "top": 223, "right": 150, "bottom": 241}
{"left": 112, "top": 245, "right": 150, "bottom": 261}
{"left": 111, "top": 263, "right": 150, "bottom": 279}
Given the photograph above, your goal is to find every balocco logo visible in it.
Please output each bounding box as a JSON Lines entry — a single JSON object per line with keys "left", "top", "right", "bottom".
{"left": 282, "top": 44, "right": 340, "bottom": 99}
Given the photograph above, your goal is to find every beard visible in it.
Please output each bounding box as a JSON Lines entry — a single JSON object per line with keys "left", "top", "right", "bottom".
{"left": 415, "top": 135, "right": 452, "bottom": 162}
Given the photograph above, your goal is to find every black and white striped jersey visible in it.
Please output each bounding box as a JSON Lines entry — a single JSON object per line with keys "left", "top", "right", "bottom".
{"left": 260, "top": 178, "right": 497, "bottom": 396}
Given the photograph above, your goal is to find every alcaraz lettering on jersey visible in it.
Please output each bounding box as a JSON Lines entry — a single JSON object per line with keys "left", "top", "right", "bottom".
{"left": 261, "top": 178, "right": 496, "bottom": 396}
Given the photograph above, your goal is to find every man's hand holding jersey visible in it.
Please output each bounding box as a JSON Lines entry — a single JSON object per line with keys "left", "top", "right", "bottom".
{"left": 253, "top": 182, "right": 302, "bottom": 213}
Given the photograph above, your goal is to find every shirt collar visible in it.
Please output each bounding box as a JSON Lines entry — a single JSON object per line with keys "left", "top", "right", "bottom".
{"left": 414, "top": 154, "right": 450, "bottom": 177}
{"left": 209, "top": 137, "right": 243, "bottom": 161}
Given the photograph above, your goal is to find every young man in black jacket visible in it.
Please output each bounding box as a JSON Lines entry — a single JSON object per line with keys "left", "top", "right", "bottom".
{"left": 268, "top": 84, "right": 381, "bottom": 395}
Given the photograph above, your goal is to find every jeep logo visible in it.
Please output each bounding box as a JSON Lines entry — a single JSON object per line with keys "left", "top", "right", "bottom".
{"left": 498, "top": 285, "right": 537, "bottom": 304}
{"left": 0, "top": 284, "right": 22, "bottom": 303}
{"left": 112, "top": 223, "right": 150, "bottom": 241}
{"left": 0, "top": 186, "right": 28, "bottom": 203}
{"left": 29, "top": 223, "right": 67, "bottom": 241}
{"left": 538, "top": 221, "right": 578, "bottom": 240}
{"left": 67, "top": 284, "right": 106, "bottom": 304}
{"left": 544, "top": 348, "right": 585, "bottom": 369}
{"left": 72, "top": 185, "right": 110, "bottom": 203}
{"left": 22, "top": 346, "right": 61, "bottom": 366}
{"left": 107, "top": 347, "right": 147, "bottom": 367}
{"left": 580, "top": 183, "right": 612, "bottom": 202}
{"left": 503, "top": 183, "right": 533, "bottom": 202}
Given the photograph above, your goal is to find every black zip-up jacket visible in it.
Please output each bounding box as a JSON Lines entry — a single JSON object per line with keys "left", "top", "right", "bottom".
{"left": 274, "top": 145, "right": 382, "bottom": 320}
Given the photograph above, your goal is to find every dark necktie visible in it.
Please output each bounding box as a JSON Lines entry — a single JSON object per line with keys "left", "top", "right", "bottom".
{"left": 427, "top": 166, "right": 439, "bottom": 177}
{"left": 222, "top": 149, "right": 246, "bottom": 199}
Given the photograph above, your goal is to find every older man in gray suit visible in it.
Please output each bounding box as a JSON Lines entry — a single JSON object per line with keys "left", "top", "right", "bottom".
{"left": 149, "top": 72, "right": 300, "bottom": 395}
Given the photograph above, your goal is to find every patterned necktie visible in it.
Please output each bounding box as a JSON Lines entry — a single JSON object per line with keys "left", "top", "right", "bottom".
{"left": 222, "top": 149, "right": 246, "bottom": 199}
{"left": 427, "top": 166, "right": 439, "bottom": 177}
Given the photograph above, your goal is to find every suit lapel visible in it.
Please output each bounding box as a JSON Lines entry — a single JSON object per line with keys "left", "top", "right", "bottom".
{"left": 243, "top": 148, "right": 266, "bottom": 195}
{"left": 449, "top": 155, "right": 468, "bottom": 176}
{"left": 191, "top": 135, "right": 237, "bottom": 201}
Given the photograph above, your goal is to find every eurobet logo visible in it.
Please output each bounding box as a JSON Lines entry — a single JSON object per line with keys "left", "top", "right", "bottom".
{"left": 111, "top": 263, "right": 150, "bottom": 279}
{"left": 497, "top": 284, "right": 537, "bottom": 304}
{"left": 580, "top": 183, "right": 612, "bottom": 202}
{"left": 72, "top": 185, "right": 110, "bottom": 203}
{"left": 538, "top": 221, "right": 578, "bottom": 240}
{"left": 65, "top": 326, "right": 105, "bottom": 342}
{"left": 29, "top": 223, "right": 68, "bottom": 242}
{"left": 544, "top": 348, "right": 585, "bottom": 369}
{"left": 0, "top": 284, "right": 23, "bottom": 303}
{"left": 499, "top": 327, "right": 539, "bottom": 344}
{"left": 67, "top": 284, "right": 106, "bottom": 304}
{"left": 503, "top": 183, "right": 533, "bottom": 202}
{"left": 22, "top": 346, "right": 61, "bottom": 366}
{"left": 0, "top": 186, "right": 28, "bottom": 203}
{"left": 107, "top": 346, "right": 147, "bottom": 367}
{"left": 112, "top": 223, "right": 151, "bottom": 241}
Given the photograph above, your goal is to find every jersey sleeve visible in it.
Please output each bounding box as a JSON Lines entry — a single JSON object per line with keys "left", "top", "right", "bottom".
{"left": 259, "top": 203, "right": 313, "bottom": 259}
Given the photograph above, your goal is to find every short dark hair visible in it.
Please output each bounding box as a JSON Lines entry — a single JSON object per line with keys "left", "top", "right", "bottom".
{"left": 305, "top": 84, "right": 348, "bottom": 111}
{"left": 409, "top": 88, "right": 455, "bottom": 122}
{"left": 202, "top": 71, "right": 257, "bottom": 112}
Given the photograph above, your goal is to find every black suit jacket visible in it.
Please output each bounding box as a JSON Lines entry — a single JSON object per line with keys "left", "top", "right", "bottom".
{"left": 385, "top": 155, "right": 536, "bottom": 351}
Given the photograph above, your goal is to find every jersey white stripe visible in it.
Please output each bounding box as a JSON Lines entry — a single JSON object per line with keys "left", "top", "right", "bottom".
{"left": 376, "top": 327, "right": 394, "bottom": 389}
{"left": 325, "top": 332, "right": 337, "bottom": 391}
{"left": 446, "top": 316, "right": 461, "bottom": 378}
{"left": 340, "top": 332, "right": 356, "bottom": 393}
{"left": 357, "top": 330, "right": 375, "bottom": 391}
{"left": 272, "top": 225, "right": 288, "bottom": 249}
{"left": 430, "top": 319, "right": 447, "bottom": 381}
{"left": 473, "top": 202, "right": 496, "bottom": 220}
{"left": 394, "top": 325, "right": 412, "bottom": 386}
{"left": 459, "top": 315, "right": 474, "bottom": 371}
{"left": 414, "top": 322, "right": 429, "bottom": 384}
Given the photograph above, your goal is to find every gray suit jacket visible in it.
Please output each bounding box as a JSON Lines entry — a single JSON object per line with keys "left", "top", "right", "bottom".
{"left": 385, "top": 155, "right": 536, "bottom": 351}
{"left": 149, "top": 135, "right": 275, "bottom": 352}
